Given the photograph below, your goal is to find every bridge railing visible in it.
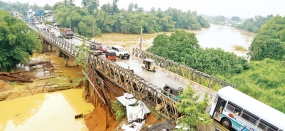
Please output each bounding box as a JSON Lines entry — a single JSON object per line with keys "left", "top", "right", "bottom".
{"left": 133, "top": 48, "right": 235, "bottom": 90}
{"left": 30, "top": 24, "right": 182, "bottom": 121}
{"left": 28, "top": 24, "right": 78, "bottom": 59}
{"left": 89, "top": 52, "right": 181, "bottom": 121}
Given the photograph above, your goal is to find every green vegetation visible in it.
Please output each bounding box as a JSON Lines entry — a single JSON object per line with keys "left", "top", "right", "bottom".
{"left": 203, "top": 15, "right": 226, "bottom": 25}
{"left": 147, "top": 16, "right": 285, "bottom": 113}
{"left": 0, "top": 11, "right": 41, "bottom": 72}
{"left": 248, "top": 16, "right": 285, "bottom": 61}
{"left": 176, "top": 85, "right": 212, "bottom": 130}
{"left": 75, "top": 41, "right": 90, "bottom": 73}
{"left": 147, "top": 30, "right": 249, "bottom": 76}
{"left": 231, "top": 16, "right": 240, "bottom": 22}
{"left": 233, "top": 15, "right": 273, "bottom": 32}
{"left": 232, "top": 45, "right": 247, "bottom": 52}
{"left": 52, "top": 0, "right": 209, "bottom": 37}
{"left": 112, "top": 100, "right": 126, "bottom": 121}
{"left": 226, "top": 58, "right": 285, "bottom": 113}
{"left": 0, "top": 1, "right": 27, "bottom": 16}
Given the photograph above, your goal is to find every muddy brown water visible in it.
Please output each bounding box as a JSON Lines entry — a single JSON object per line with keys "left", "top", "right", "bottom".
{"left": 0, "top": 89, "right": 93, "bottom": 131}
{"left": 0, "top": 52, "right": 92, "bottom": 131}
{"left": 27, "top": 53, "right": 82, "bottom": 78}
{"left": 95, "top": 24, "right": 256, "bottom": 57}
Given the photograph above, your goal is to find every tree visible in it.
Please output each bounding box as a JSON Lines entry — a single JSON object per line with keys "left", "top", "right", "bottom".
{"left": 127, "top": 3, "right": 134, "bottom": 12}
{"left": 234, "top": 15, "right": 273, "bottom": 33}
{"left": 111, "top": 0, "right": 119, "bottom": 14}
{"left": 0, "top": 11, "right": 41, "bottom": 71}
{"left": 147, "top": 30, "right": 249, "bottom": 76}
{"left": 231, "top": 16, "right": 240, "bottom": 21}
{"left": 248, "top": 16, "right": 285, "bottom": 60}
{"left": 176, "top": 85, "right": 212, "bottom": 130}
{"left": 53, "top": 2, "right": 64, "bottom": 10}
{"left": 31, "top": 2, "right": 41, "bottom": 12}
{"left": 63, "top": 0, "right": 75, "bottom": 6}
{"left": 82, "top": 0, "right": 100, "bottom": 14}
{"left": 75, "top": 41, "right": 90, "bottom": 73}
{"left": 43, "top": 4, "right": 52, "bottom": 10}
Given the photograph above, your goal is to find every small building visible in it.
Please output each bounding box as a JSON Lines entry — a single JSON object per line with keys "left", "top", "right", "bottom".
{"left": 11, "top": 11, "right": 21, "bottom": 18}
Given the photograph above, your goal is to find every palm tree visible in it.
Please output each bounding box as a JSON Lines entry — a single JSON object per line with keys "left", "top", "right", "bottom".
{"left": 82, "top": 0, "right": 99, "bottom": 14}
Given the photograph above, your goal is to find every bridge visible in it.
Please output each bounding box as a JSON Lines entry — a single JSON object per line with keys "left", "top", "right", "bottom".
{"left": 28, "top": 23, "right": 233, "bottom": 130}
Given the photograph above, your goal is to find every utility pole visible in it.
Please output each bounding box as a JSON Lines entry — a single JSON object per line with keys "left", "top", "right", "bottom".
{"left": 139, "top": 26, "right": 143, "bottom": 50}
{"left": 93, "top": 18, "right": 95, "bottom": 37}
{"left": 70, "top": 17, "right": 71, "bottom": 29}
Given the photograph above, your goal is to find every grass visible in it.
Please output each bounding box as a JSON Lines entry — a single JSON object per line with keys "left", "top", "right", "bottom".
{"left": 232, "top": 44, "right": 247, "bottom": 52}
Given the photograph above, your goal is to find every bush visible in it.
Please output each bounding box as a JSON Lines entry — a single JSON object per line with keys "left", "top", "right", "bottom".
{"left": 112, "top": 100, "right": 126, "bottom": 121}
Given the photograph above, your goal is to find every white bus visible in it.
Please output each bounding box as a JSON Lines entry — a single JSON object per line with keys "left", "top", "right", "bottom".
{"left": 209, "top": 86, "right": 285, "bottom": 131}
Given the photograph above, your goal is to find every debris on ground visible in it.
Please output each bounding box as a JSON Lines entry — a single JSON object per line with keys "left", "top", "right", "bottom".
{"left": 122, "top": 120, "right": 145, "bottom": 131}
{"left": 28, "top": 60, "right": 55, "bottom": 75}
{"left": 0, "top": 72, "right": 34, "bottom": 82}
{"left": 75, "top": 114, "right": 83, "bottom": 119}
{"left": 145, "top": 121, "right": 176, "bottom": 131}
{"left": 116, "top": 93, "right": 150, "bottom": 130}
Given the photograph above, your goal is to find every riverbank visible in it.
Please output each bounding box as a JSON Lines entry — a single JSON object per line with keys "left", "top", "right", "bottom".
{"left": 0, "top": 51, "right": 166, "bottom": 131}
{"left": 0, "top": 76, "right": 83, "bottom": 101}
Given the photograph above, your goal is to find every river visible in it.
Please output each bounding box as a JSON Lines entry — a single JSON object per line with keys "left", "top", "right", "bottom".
{"left": 0, "top": 24, "right": 256, "bottom": 131}
{"left": 193, "top": 24, "right": 256, "bottom": 57}
{"left": 95, "top": 24, "right": 256, "bottom": 57}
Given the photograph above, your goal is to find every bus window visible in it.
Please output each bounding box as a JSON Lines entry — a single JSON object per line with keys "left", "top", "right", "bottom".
{"left": 258, "top": 122, "right": 267, "bottom": 131}
{"left": 258, "top": 119, "right": 278, "bottom": 131}
{"left": 226, "top": 101, "right": 242, "bottom": 115}
{"left": 241, "top": 110, "right": 259, "bottom": 125}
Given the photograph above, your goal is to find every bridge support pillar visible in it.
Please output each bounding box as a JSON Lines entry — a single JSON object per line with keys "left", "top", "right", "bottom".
{"left": 57, "top": 50, "right": 63, "bottom": 57}
{"left": 42, "top": 39, "right": 48, "bottom": 53}
{"left": 63, "top": 54, "right": 69, "bottom": 67}
{"left": 42, "top": 39, "right": 53, "bottom": 53}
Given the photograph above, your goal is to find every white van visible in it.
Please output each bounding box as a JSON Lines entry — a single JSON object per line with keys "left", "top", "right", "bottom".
{"left": 111, "top": 45, "right": 130, "bottom": 59}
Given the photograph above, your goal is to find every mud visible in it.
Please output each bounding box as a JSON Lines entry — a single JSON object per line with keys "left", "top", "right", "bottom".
{"left": 84, "top": 104, "right": 118, "bottom": 131}
{"left": 0, "top": 78, "right": 82, "bottom": 101}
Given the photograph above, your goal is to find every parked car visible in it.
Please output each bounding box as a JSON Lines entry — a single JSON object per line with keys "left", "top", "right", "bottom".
{"left": 98, "top": 45, "right": 110, "bottom": 53}
{"left": 111, "top": 45, "right": 130, "bottom": 59}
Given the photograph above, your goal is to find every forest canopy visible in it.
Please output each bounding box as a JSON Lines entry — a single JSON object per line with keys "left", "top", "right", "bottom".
{"left": 52, "top": 1, "right": 210, "bottom": 37}
{"left": 248, "top": 16, "right": 285, "bottom": 61}
{"left": 146, "top": 30, "right": 249, "bottom": 76}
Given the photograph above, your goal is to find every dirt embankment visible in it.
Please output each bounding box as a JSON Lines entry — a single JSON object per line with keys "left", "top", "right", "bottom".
{"left": 82, "top": 77, "right": 166, "bottom": 131}
{"left": 0, "top": 76, "right": 83, "bottom": 101}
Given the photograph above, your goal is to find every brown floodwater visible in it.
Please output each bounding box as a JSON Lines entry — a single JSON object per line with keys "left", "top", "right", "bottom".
{"left": 16, "top": 52, "right": 83, "bottom": 78}
{"left": 94, "top": 32, "right": 158, "bottom": 52}
{"left": 95, "top": 24, "right": 256, "bottom": 57}
{"left": 0, "top": 89, "right": 93, "bottom": 131}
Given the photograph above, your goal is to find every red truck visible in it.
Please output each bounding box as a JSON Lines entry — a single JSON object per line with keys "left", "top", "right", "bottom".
{"left": 59, "top": 28, "right": 73, "bottom": 39}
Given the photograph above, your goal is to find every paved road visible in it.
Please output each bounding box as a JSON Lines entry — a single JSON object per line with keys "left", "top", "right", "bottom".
{"left": 115, "top": 56, "right": 217, "bottom": 106}
{"left": 42, "top": 24, "right": 217, "bottom": 106}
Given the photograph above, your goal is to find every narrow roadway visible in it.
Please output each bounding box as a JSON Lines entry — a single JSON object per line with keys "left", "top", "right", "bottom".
{"left": 48, "top": 25, "right": 217, "bottom": 105}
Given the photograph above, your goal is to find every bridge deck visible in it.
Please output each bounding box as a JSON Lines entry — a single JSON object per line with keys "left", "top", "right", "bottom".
{"left": 28, "top": 23, "right": 233, "bottom": 130}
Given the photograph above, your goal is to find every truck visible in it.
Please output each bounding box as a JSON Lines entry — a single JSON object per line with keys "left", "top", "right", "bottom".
{"left": 59, "top": 28, "right": 73, "bottom": 39}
